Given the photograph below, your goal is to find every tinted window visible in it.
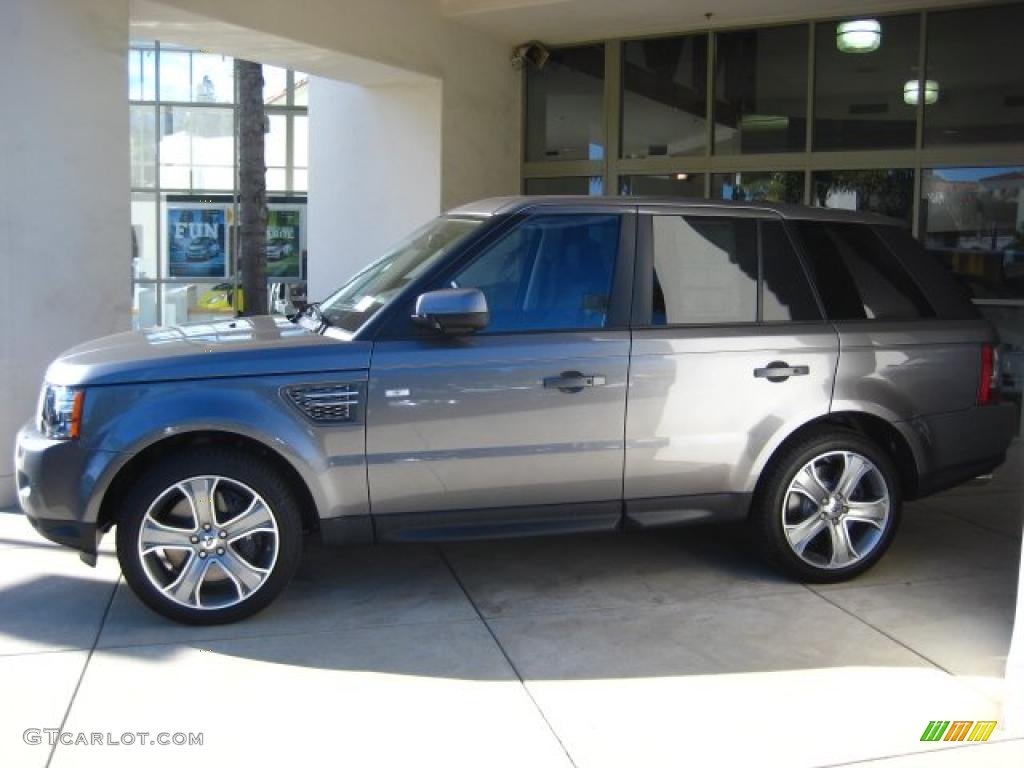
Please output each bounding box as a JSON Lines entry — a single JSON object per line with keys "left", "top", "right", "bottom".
{"left": 813, "top": 15, "right": 919, "bottom": 150}
{"left": 651, "top": 216, "right": 758, "bottom": 324}
{"left": 452, "top": 215, "right": 620, "bottom": 332}
{"left": 761, "top": 222, "right": 821, "bottom": 322}
{"left": 714, "top": 24, "right": 808, "bottom": 154}
{"left": 796, "top": 222, "right": 934, "bottom": 320}
{"left": 621, "top": 35, "right": 708, "bottom": 159}
{"left": 525, "top": 45, "right": 605, "bottom": 162}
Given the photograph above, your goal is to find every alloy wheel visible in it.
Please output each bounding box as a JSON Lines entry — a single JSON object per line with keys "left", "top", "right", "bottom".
{"left": 136, "top": 475, "right": 280, "bottom": 610}
{"left": 781, "top": 451, "right": 891, "bottom": 569}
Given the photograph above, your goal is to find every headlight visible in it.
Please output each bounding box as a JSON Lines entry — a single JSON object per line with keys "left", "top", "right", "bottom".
{"left": 39, "top": 385, "right": 85, "bottom": 440}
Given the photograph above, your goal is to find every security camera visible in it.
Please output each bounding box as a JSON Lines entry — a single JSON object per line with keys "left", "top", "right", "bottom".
{"left": 511, "top": 41, "right": 550, "bottom": 71}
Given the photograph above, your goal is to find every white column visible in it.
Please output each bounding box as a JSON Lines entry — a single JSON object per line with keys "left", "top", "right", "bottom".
{"left": 306, "top": 76, "right": 442, "bottom": 302}
{"left": 0, "top": 0, "right": 130, "bottom": 505}
{"left": 1004, "top": 517, "right": 1024, "bottom": 734}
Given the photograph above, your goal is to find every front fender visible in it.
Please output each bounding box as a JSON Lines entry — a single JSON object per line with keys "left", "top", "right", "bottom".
{"left": 79, "top": 373, "right": 369, "bottom": 525}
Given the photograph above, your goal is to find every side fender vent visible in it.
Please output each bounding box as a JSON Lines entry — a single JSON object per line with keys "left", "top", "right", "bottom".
{"left": 283, "top": 383, "right": 361, "bottom": 424}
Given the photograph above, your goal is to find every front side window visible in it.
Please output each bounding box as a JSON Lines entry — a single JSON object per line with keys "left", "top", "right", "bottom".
{"left": 796, "top": 221, "right": 933, "bottom": 320}
{"left": 319, "top": 216, "right": 482, "bottom": 333}
{"left": 451, "top": 214, "right": 621, "bottom": 333}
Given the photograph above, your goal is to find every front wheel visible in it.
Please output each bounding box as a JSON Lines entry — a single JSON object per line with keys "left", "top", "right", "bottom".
{"left": 116, "top": 448, "right": 303, "bottom": 624}
{"left": 752, "top": 429, "right": 901, "bottom": 583}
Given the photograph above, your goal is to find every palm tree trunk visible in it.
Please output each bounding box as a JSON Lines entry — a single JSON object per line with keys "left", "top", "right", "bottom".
{"left": 236, "top": 59, "right": 267, "bottom": 316}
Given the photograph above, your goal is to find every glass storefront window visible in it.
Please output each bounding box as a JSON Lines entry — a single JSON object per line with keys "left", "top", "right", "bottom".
{"left": 524, "top": 176, "right": 604, "bottom": 195}
{"left": 159, "top": 106, "right": 235, "bottom": 191}
{"left": 619, "top": 173, "right": 705, "bottom": 198}
{"left": 621, "top": 35, "right": 708, "bottom": 159}
{"left": 191, "top": 53, "right": 233, "bottom": 104}
{"left": 293, "top": 72, "right": 309, "bottom": 107}
{"left": 131, "top": 193, "right": 158, "bottom": 280}
{"left": 158, "top": 48, "right": 192, "bottom": 102}
{"left": 161, "top": 282, "right": 239, "bottom": 326}
{"left": 712, "top": 171, "right": 804, "bottom": 204}
{"left": 130, "top": 106, "right": 156, "bottom": 189}
{"left": 813, "top": 15, "right": 919, "bottom": 151}
{"left": 129, "top": 46, "right": 156, "bottom": 101}
{"left": 133, "top": 282, "right": 159, "bottom": 331}
{"left": 526, "top": 45, "right": 605, "bottom": 162}
{"left": 266, "top": 168, "right": 288, "bottom": 193}
{"left": 265, "top": 113, "right": 287, "bottom": 168}
{"left": 811, "top": 169, "right": 914, "bottom": 223}
{"left": 132, "top": 43, "right": 307, "bottom": 327}
{"left": 294, "top": 115, "right": 308, "bottom": 168}
{"left": 924, "top": 4, "right": 1024, "bottom": 146}
{"left": 714, "top": 25, "right": 808, "bottom": 155}
{"left": 920, "top": 167, "right": 1024, "bottom": 299}
{"left": 263, "top": 65, "right": 289, "bottom": 104}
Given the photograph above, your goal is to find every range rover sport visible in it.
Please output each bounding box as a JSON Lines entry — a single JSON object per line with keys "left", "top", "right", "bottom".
{"left": 15, "top": 197, "right": 1015, "bottom": 624}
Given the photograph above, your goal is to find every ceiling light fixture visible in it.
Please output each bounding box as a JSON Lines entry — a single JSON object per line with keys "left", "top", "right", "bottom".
{"left": 904, "top": 79, "right": 940, "bottom": 105}
{"left": 836, "top": 19, "right": 881, "bottom": 53}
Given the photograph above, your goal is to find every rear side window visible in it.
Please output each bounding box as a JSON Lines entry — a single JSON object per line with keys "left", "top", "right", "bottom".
{"left": 795, "top": 221, "right": 934, "bottom": 320}
{"left": 647, "top": 215, "right": 821, "bottom": 325}
{"left": 651, "top": 216, "right": 758, "bottom": 324}
{"left": 873, "top": 225, "right": 979, "bottom": 320}
{"left": 761, "top": 221, "right": 821, "bottom": 323}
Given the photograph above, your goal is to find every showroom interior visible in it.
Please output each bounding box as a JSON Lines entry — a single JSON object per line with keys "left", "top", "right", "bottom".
{"left": 1, "top": 1, "right": 1023, "bottom": 765}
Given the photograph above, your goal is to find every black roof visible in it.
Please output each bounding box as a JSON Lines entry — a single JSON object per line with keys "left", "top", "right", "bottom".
{"left": 450, "top": 195, "right": 905, "bottom": 226}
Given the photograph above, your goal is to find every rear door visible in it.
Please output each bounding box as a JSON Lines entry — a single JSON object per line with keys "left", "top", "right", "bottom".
{"left": 624, "top": 207, "right": 839, "bottom": 524}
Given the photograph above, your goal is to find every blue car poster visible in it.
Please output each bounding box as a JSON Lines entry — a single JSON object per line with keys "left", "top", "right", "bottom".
{"left": 168, "top": 208, "right": 227, "bottom": 278}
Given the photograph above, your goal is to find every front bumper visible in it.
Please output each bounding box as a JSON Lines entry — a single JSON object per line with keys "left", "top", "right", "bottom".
{"left": 14, "top": 424, "right": 110, "bottom": 558}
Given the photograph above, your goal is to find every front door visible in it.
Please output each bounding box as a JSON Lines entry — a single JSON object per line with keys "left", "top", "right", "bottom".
{"left": 624, "top": 209, "right": 839, "bottom": 523}
{"left": 366, "top": 210, "right": 636, "bottom": 539}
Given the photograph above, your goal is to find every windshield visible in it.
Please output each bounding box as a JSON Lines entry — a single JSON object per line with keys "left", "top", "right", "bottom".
{"left": 317, "top": 216, "right": 483, "bottom": 333}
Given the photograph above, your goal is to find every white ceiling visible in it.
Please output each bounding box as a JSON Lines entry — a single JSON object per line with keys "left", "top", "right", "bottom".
{"left": 439, "top": 0, "right": 991, "bottom": 44}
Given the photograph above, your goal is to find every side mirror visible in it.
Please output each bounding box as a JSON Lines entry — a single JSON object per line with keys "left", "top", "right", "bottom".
{"left": 412, "top": 288, "right": 489, "bottom": 335}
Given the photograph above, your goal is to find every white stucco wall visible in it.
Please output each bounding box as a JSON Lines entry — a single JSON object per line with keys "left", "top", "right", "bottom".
{"left": 0, "top": 0, "right": 130, "bottom": 505}
{"left": 307, "top": 78, "right": 443, "bottom": 300}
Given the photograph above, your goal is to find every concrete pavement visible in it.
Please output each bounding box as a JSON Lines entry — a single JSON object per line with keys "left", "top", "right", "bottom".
{"left": 1, "top": 447, "right": 1021, "bottom": 767}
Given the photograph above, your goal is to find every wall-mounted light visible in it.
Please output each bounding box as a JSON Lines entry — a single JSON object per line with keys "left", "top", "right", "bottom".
{"left": 903, "top": 79, "right": 940, "bottom": 105}
{"left": 675, "top": 173, "right": 689, "bottom": 181}
{"left": 836, "top": 19, "right": 881, "bottom": 53}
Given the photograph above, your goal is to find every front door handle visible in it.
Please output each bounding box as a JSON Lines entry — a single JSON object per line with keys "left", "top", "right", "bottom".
{"left": 754, "top": 362, "right": 810, "bottom": 383}
{"left": 543, "top": 370, "right": 606, "bottom": 393}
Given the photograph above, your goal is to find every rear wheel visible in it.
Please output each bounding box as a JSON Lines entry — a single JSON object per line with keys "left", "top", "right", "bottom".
{"left": 752, "top": 429, "right": 900, "bottom": 582}
{"left": 115, "top": 448, "right": 303, "bottom": 624}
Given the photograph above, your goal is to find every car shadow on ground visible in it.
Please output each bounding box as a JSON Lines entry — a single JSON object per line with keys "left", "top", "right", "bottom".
{"left": 1, "top": 509, "right": 1019, "bottom": 684}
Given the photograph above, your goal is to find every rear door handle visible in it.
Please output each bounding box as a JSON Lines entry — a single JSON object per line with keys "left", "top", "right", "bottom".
{"left": 754, "top": 362, "right": 809, "bottom": 382}
{"left": 544, "top": 371, "right": 606, "bottom": 393}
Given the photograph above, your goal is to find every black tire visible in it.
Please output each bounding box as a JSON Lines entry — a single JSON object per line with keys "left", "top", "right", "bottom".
{"left": 751, "top": 427, "right": 901, "bottom": 583}
{"left": 115, "top": 447, "right": 303, "bottom": 625}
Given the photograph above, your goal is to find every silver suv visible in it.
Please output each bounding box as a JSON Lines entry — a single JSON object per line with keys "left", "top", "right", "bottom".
{"left": 15, "top": 197, "right": 1016, "bottom": 624}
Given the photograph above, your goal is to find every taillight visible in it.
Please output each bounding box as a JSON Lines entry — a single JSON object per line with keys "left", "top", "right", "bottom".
{"left": 978, "top": 344, "right": 1000, "bottom": 406}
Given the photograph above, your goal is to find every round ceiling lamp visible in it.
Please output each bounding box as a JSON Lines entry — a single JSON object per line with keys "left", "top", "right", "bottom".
{"left": 837, "top": 19, "right": 882, "bottom": 53}
{"left": 904, "top": 79, "right": 940, "bottom": 105}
